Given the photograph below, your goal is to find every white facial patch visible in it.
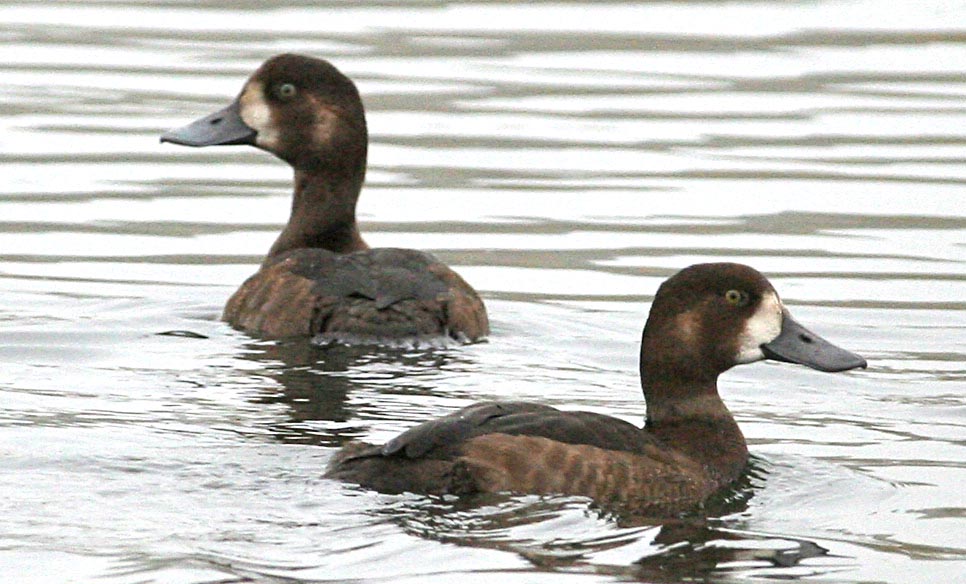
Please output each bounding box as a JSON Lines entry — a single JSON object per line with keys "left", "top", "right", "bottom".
{"left": 238, "top": 81, "right": 280, "bottom": 150}
{"left": 735, "top": 291, "right": 783, "bottom": 364}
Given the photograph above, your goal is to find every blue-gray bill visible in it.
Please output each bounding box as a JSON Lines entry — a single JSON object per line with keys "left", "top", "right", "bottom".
{"left": 160, "top": 100, "right": 256, "bottom": 147}
{"left": 761, "top": 310, "right": 867, "bottom": 372}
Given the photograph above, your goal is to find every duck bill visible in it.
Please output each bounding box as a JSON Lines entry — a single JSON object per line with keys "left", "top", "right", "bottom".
{"left": 761, "top": 310, "right": 867, "bottom": 373}
{"left": 160, "top": 100, "right": 256, "bottom": 147}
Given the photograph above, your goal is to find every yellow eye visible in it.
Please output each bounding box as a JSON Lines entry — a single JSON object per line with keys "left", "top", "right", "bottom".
{"left": 725, "top": 289, "right": 749, "bottom": 306}
{"left": 276, "top": 83, "right": 297, "bottom": 100}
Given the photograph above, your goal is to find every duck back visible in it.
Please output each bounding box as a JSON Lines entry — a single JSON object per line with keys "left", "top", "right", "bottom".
{"left": 224, "top": 247, "right": 488, "bottom": 343}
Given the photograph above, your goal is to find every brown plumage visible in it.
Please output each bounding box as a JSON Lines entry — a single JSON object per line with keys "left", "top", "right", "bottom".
{"left": 162, "top": 54, "right": 488, "bottom": 344}
{"left": 326, "top": 263, "right": 867, "bottom": 516}
{"left": 222, "top": 247, "right": 487, "bottom": 343}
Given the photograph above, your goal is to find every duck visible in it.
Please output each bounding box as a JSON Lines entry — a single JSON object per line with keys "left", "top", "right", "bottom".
{"left": 160, "top": 54, "right": 488, "bottom": 344}
{"left": 325, "top": 263, "right": 867, "bottom": 516}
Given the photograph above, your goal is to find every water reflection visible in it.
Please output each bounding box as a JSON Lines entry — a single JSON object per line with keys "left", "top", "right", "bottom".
{"left": 628, "top": 528, "right": 835, "bottom": 582}
{"left": 236, "top": 339, "right": 479, "bottom": 447}
{"left": 357, "top": 459, "right": 816, "bottom": 580}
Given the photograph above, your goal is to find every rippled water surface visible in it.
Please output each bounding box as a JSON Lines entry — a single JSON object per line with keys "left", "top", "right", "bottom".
{"left": 1, "top": 1, "right": 964, "bottom": 582}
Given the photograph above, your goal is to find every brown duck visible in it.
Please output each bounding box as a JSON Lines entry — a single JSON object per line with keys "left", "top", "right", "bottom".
{"left": 326, "top": 263, "right": 867, "bottom": 516}
{"left": 161, "top": 54, "right": 488, "bottom": 344}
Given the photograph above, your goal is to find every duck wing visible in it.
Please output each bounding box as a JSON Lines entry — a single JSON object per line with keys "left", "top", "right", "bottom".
{"left": 328, "top": 400, "right": 662, "bottom": 471}
{"left": 222, "top": 247, "right": 488, "bottom": 342}
{"left": 379, "top": 401, "right": 656, "bottom": 460}
{"left": 325, "top": 401, "right": 706, "bottom": 513}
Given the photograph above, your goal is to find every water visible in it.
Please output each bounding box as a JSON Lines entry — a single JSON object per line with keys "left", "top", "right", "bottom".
{"left": 1, "top": 0, "right": 964, "bottom": 582}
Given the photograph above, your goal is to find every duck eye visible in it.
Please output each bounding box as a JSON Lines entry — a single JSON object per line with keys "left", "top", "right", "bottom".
{"left": 275, "top": 83, "right": 297, "bottom": 100}
{"left": 725, "top": 289, "right": 750, "bottom": 307}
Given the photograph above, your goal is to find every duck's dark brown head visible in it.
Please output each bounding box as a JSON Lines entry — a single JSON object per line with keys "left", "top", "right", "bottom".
{"left": 640, "top": 263, "right": 866, "bottom": 393}
{"left": 161, "top": 53, "right": 368, "bottom": 175}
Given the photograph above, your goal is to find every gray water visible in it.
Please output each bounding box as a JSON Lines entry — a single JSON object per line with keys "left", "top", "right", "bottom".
{"left": 1, "top": 1, "right": 964, "bottom": 582}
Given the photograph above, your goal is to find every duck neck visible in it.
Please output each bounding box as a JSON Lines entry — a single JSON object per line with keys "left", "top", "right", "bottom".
{"left": 266, "top": 168, "right": 370, "bottom": 262}
{"left": 642, "top": 375, "right": 749, "bottom": 488}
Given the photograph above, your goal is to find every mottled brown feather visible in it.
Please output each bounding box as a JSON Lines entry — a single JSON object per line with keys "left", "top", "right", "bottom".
{"left": 223, "top": 249, "right": 488, "bottom": 342}
{"left": 457, "top": 434, "right": 713, "bottom": 515}
{"left": 428, "top": 262, "right": 489, "bottom": 341}
{"left": 223, "top": 258, "right": 316, "bottom": 337}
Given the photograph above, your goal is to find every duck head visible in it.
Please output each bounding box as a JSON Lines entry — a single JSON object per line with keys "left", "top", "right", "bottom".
{"left": 640, "top": 263, "right": 866, "bottom": 390}
{"left": 161, "top": 53, "right": 368, "bottom": 175}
